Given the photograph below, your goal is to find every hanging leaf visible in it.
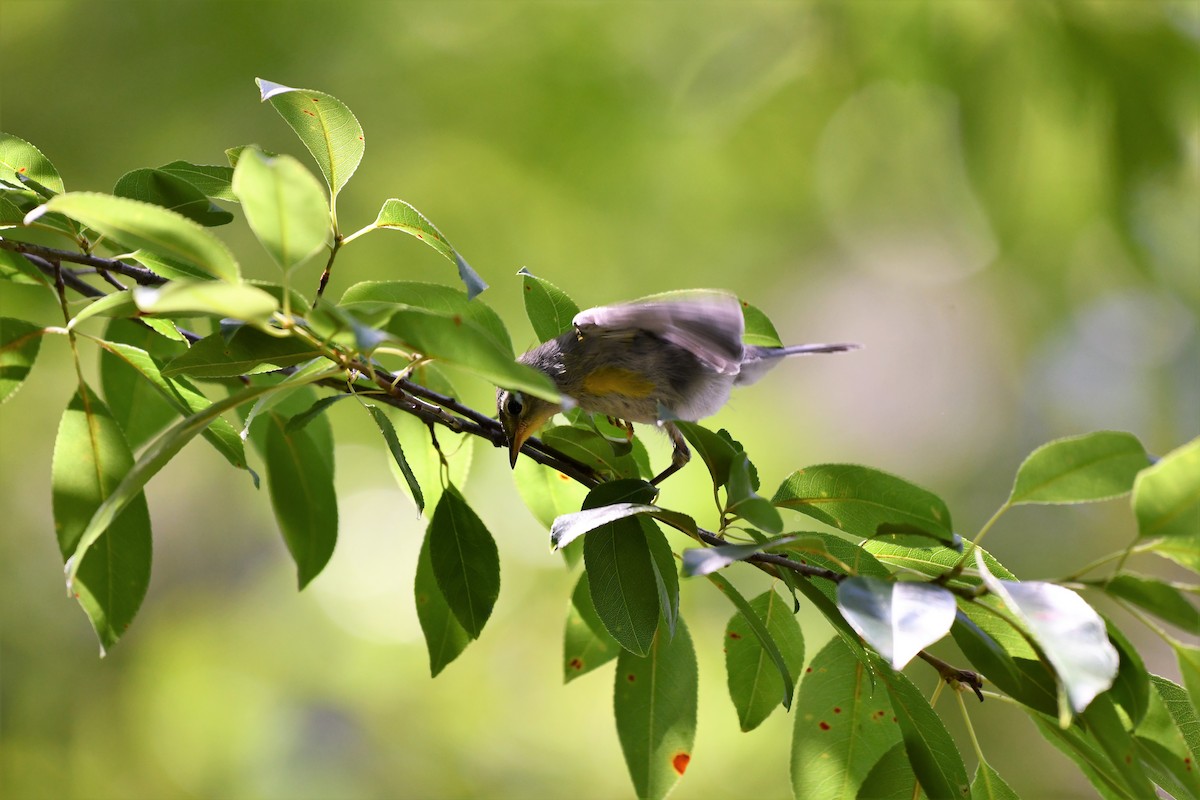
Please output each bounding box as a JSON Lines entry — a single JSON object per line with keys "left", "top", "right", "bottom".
{"left": 339, "top": 280, "right": 511, "bottom": 353}
{"left": 428, "top": 487, "right": 500, "bottom": 639}
{"left": 414, "top": 528, "right": 470, "bottom": 677}
{"left": 386, "top": 364, "right": 472, "bottom": 513}
{"left": 364, "top": 404, "right": 423, "bottom": 515}
{"left": 1028, "top": 709, "right": 1140, "bottom": 800}
{"left": 113, "top": 167, "right": 233, "bottom": 226}
{"left": 262, "top": 410, "right": 338, "bottom": 589}
{"left": 855, "top": 742, "right": 919, "bottom": 800}
{"left": 231, "top": 148, "right": 330, "bottom": 271}
{"left": 873, "top": 658, "right": 970, "bottom": 800}
{"left": 977, "top": 551, "right": 1119, "bottom": 715}
{"left": 0, "top": 316, "right": 42, "bottom": 404}
{"left": 614, "top": 620, "right": 698, "bottom": 800}
{"left": 369, "top": 198, "right": 487, "bottom": 299}
{"left": 1133, "top": 437, "right": 1200, "bottom": 574}
{"left": 157, "top": 160, "right": 236, "bottom": 202}
{"left": 792, "top": 637, "right": 902, "bottom": 800}
{"left": 774, "top": 464, "right": 959, "bottom": 549}
{"left": 563, "top": 571, "right": 621, "bottom": 683}
{"left": 52, "top": 386, "right": 152, "bottom": 653}
{"left": 1079, "top": 694, "right": 1157, "bottom": 798}
{"left": 255, "top": 78, "right": 364, "bottom": 201}
{"left": 518, "top": 267, "right": 579, "bottom": 343}
{"left": 673, "top": 421, "right": 740, "bottom": 488}
{"left": 1009, "top": 431, "right": 1149, "bottom": 505}
{"left": 99, "top": 319, "right": 184, "bottom": 449}
{"left": 0, "top": 132, "right": 65, "bottom": 193}
{"left": 726, "top": 453, "right": 783, "bottom": 533}
{"left": 1089, "top": 573, "right": 1200, "bottom": 633}
{"left": 722, "top": 586, "right": 804, "bottom": 731}
{"left": 29, "top": 192, "right": 240, "bottom": 281}
{"left": 836, "top": 576, "right": 957, "bottom": 669}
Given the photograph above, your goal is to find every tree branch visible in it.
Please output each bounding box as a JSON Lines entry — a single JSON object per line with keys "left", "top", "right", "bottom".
{"left": 0, "top": 238, "right": 166, "bottom": 286}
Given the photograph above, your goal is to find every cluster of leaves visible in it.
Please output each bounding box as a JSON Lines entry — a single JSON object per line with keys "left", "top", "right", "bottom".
{"left": 2, "top": 80, "right": 1198, "bottom": 800}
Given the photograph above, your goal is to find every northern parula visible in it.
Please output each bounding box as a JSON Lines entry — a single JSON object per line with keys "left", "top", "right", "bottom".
{"left": 498, "top": 290, "right": 858, "bottom": 483}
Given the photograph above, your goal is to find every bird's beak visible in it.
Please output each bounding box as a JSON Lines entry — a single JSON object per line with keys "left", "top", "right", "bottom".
{"left": 502, "top": 417, "right": 532, "bottom": 468}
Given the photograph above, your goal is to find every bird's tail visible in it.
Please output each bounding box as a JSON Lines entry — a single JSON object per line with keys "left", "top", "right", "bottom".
{"left": 736, "top": 342, "right": 861, "bottom": 386}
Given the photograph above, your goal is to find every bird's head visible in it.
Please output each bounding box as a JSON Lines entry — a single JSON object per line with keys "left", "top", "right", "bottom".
{"left": 497, "top": 388, "right": 561, "bottom": 467}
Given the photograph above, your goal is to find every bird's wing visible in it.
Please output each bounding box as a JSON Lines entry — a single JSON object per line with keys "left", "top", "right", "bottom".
{"left": 573, "top": 290, "right": 745, "bottom": 374}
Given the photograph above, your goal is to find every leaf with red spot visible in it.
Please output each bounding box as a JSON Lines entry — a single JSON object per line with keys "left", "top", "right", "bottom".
{"left": 792, "top": 637, "right": 901, "bottom": 800}
{"left": 724, "top": 587, "right": 805, "bottom": 732}
{"left": 563, "top": 571, "right": 620, "bottom": 683}
{"left": 614, "top": 618, "right": 697, "bottom": 800}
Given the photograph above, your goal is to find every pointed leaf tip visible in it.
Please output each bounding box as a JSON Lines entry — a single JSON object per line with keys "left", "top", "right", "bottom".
{"left": 256, "top": 77, "right": 291, "bottom": 101}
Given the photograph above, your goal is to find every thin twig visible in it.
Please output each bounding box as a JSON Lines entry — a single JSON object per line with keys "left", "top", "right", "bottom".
{"left": 0, "top": 238, "right": 166, "bottom": 286}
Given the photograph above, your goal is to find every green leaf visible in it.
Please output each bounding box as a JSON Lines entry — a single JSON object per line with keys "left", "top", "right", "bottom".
{"left": 384, "top": 364, "right": 472, "bottom": 512}
{"left": 550, "top": 501, "right": 695, "bottom": 550}
{"left": 113, "top": 168, "right": 233, "bottom": 226}
{"left": 0, "top": 316, "right": 41, "bottom": 404}
{"left": 364, "top": 404, "right": 423, "bottom": 514}
{"left": 1140, "top": 676, "right": 1200, "bottom": 787}
{"left": 126, "top": 249, "right": 213, "bottom": 282}
{"left": 1010, "top": 431, "right": 1149, "bottom": 505}
{"left": 727, "top": 453, "right": 783, "bottom": 532}
{"left": 614, "top": 619, "right": 698, "bottom": 800}
{"left": 739, "top": 299, "right": 783, "bottom": 347}
{"left": 513, "top": 455, "right": 588, "bottom": 531}
{"left": 1028, "top": 710, "right": 1137, "bottom": 800}
{"left": 31, "top": 192, "right": 239, "bottom": 281}
{"left": 856, "top": 743, "right": 920, "bottom": 800}
{"left": 339, "top": 280, "right": 511, "bottom": 353}
{"left": 774, "top": 464, "right": 959, "bottom": 549}
{"left": 969, "top": 760, "right": 1019, "bottom": 800}
{"left": 792, "top": 637, "right": 902, "bottom": 800}
{"left": 1079, "top": 693, "right": 1157, "bottom": 799}
{"left": 864, "top": 539, "right": 1017, "bottom": 586}
{"left": 0, "top": 132, "right": 65, "bottom": 194}
{"left": 99, "top": 319, "right": 184, "bottom": 449}
{"left": 0, "top": 247, "right": 52, "bottom": 287}
{"left": 263, "top": 410, "right": 338, "bottom": 589}
{"left": 951, "top": 606, "right": 1059, "bottom": 716}
{"left": 539, "top": 426, "right": 641, "bottom": 481}
{"left": 518, "top": 267, "right": 579, "bottom": 343}
{"left": 1104, "top": 617, "right": 1151, "bottom": 727}
{"left": 1091, "top": 573, "right": 1200, "bottom": 634}
{"left": 977, "top": 552, "right": 1119, "bottom": 715}
{"left": 680, "top": 534, "right": 800, "bottom": 577}
{"left": 157, "top": 160, "right": 236, "bottom": 202}
{"left": 836, "top": 576, "right": 956, "bottom": 669}
{"left": 428, "top": 487, "right": 500, "bottom": 639}
{"left": 564, "top": 571, "right": 621, "bottom": 683}
{"left": 370, "top": 198, "right": 487, "bottom": 299}
{"left": 1133, "top": 437, "right": 1200, "bottom": 573}
{"left": 415, "top": 527, "right": 470, "bottom": 677}
{"left": 256, "top": 78, "right": 364, "bottom": 201}
{"left": 722, "top": 587, "right": 804, "bottom": 731}
{"left": 1175, "top": 643, "right": 1200, "bottom": 722}
{"left": 64, "top": 379, "right": 296, "bottom": 588}
{"left": 873, "top": 658, "right": 970, "bottom": 800}
{"left": 133, "top": 280, "right": 279, "bottom": 323}
{"left": 162, "top": 328, "right": 323, "bottom": 379}
{"left": 231, "top": 149, "right": 330, "bottom": 271}
{"left": 673, "top": 420, "right": 740, "bottom": 487}
{"left": 646, "top": 522, "right": 679, "bottom": 637}
{"left": 283, "top": 393, "right": 351, "bottom": 434}
{"left": 52, "top": 386, "right": 152, "bottom": 654}
{"left": 90, "top": 330, "right": 249, "bottom": 470}
{"left": 384, "top": 306, "right": 556, "bottom": 400}
{"left": 583, "top": 481, "right": 662, "bottom": 656}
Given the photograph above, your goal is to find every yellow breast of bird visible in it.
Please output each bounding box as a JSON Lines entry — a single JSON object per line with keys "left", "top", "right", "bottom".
{"left": 581, "top": 365, "right": 658, "bottom": 398}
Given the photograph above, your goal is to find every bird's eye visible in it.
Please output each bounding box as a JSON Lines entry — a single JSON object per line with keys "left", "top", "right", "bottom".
{"left": 505, "top": 393, "right": 524, "bottom": 416}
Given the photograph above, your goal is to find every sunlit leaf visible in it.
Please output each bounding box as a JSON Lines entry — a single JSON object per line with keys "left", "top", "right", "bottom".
{"left": 614, "top": 620, "right": 697, "bottom": 800}
{"left": 680, "top": 534, "right": 800, "bottom": 577}
{"left": 513, "top": 455, "right": 587, "bottom": 532}
{"left": 113, "top": 167, "right": 233, "bottom": 226}
{"left": 1079, "top": 694, "right": 1156, "bottom": 798}
{"left": 837, "top": 576, "right": 956, "bottom": 669}
{"left": 774, "top": 464, "right": 959, "bottom": 549}
{"left": 539, "top": 426, "right": 641, "bottom": 481}
{"left": 1175, "top": 643, "right": 1200, "bottom": 722}
{"left": 415, "top": 528, "right": 470, "bottom": 677}
{"left": 855, "top": 742, "right": 919, "bottom": 800}
{"left": 256, "top": 78, "right": 364, "bottom": 200}
{"left": 340, "top": 280, "right": 511, "bottom": 353}
{"left": 157, "top": 160, "right": 236, "bottom": 202}
{"left": 1009, "top": 431, "right": 1149, "bottom": 505}
{"left": 673, "top": 420, "right": 740, "bottom": 488}
{"left": 0, "top": 316, "right": 41, "bottom": 404}
{"left": 0, "top": 248, "right": 52, "bottom": 287}
{"left": 232, "top": 148, "right": 330, "bottom": 271}
{"left": 132, "top": 280, "right": 278, "bottom": 323}
{"left": 1029, "top": 710, "right": 1137, "bottom": 800}
{"left": 99, "top": 319, "right": 184, "bottom": 449}
{"left": 969, "top": 760, "right": 1019, "bottom": 800}
{"left": 52, "top": 386, "right": 151, "bottom": 653}
{"left": 792, "top": 637, "right": 901, "bottom": 800}
{"left": 518, "top": 267, "right": 579, "bottom": 343}
{"left": 951, "top": 605, "right": 1058, "bottom": 716}
{"left": 563, "top": 571, "right": 621, "bottom": 683}
{"left": 30, "top": 192, "right": 239, "bottom": 281}
{"left": 1090, "top": 573, "right": 1200, "bottom": 634}
{"left": 262, "top": 410, "right": 337, "bottom": 589}
{"left": 1103, "top": 618, "right": 1150, "bottom": 727}
{"left": 1139, "top": 675, "right": 1200, "bottom": 787}
{"left": 550, "top": 501, "right": 695, "bottom": 550}
{"left": 428, "top": 487, "right": 500, "bottom": 639}
{"left": 1133, "top": 437, "right": 1200, "bottom": 574}
{"left": 978, "top": 551, "right": 1119, "bottom": 715}
{"left": 369, "top": 198, "right": 487, "bottom": 299}
{"left": 739, "top": 299, "right": 783, "bottom": 347}
{"left": 873, "top": 657, "right": 970, "bottom": 800}
{"left": 722, "top": 586, "right": 804, "bottom": 731}
{"left": 0, "top": 132, "right": 65, "bottom": 194}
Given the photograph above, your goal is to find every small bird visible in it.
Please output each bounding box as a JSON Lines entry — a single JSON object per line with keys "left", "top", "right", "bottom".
{"left": 497, "top": 290, "right": 859, "bottom": 484}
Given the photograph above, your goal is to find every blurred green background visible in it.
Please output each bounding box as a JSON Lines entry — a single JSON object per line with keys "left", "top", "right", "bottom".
{"left": 2, "top": 1, "right": 1197, "bottom": 798}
